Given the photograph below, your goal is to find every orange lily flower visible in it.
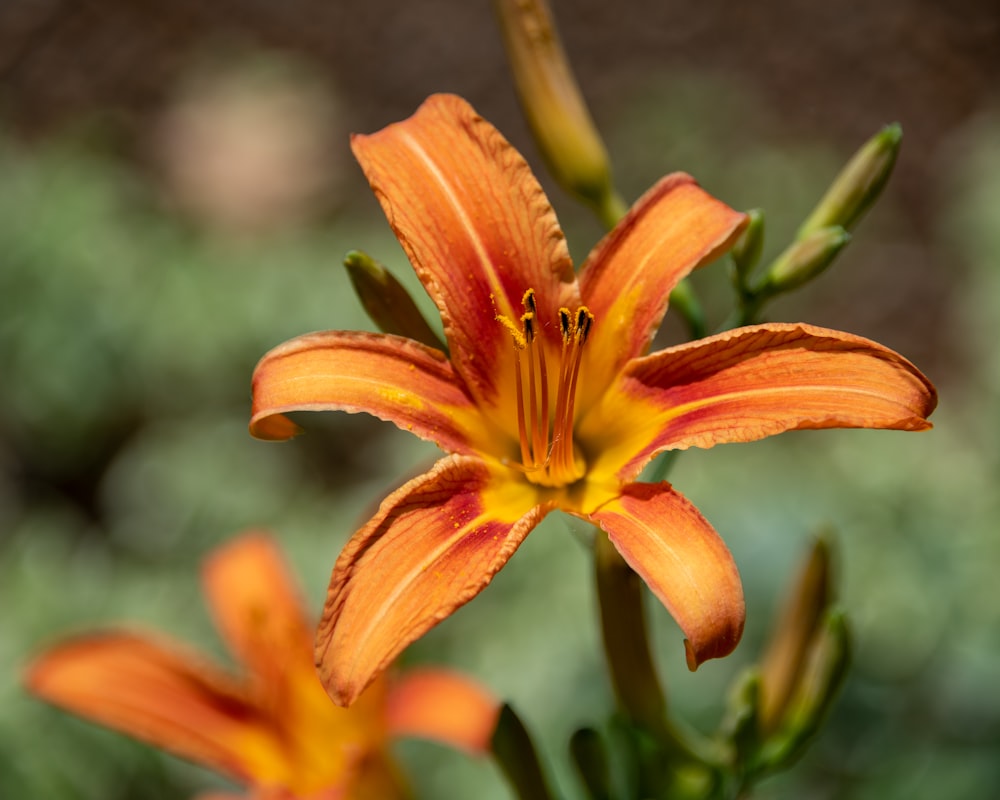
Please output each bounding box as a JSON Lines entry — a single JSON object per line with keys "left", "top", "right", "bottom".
{"left": 24, "top": 532, "right": 499, "bottom": 800}
{"left": 249, "top": 94, "right": 937, "bottom": 706}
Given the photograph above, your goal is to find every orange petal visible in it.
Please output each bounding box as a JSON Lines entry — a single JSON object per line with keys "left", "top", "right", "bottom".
{"left": 201, "top": 532, "right": 313, "bottom": 700}
{"left": 250, "top": 330, "right": 488, "bottom": 454}
{"left": 588, "top": 482, "right": 745, "bottom": 669}
{"left": 578, "top": 174, "right": 747, "bottom": 385}
{"left": 583, "top": 322, "right": 938, "bottom": 481}
{"left": 385, "top": 668, "right": 501, "bottom": 753}
{"left": 24, "top": 632, "right": 269, "bottom": 783}
{"left": 351, "top": 93, "right": 580, "bottom": 411}
{"left": 316, "top": 455, "right": 548, "bottom": 706}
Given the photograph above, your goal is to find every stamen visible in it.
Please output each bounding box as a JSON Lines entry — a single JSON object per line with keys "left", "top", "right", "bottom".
{"left": 500, "top": 292, "right": 593, "bottom": 488}
{"left": 522, "top": 311, "right": 545, "bottom": 463}
{"left": 496, "top": 313, "right": 526, "bottom": 349}
{"left": 511, "top": 345, "right": 532, "bottom": 469}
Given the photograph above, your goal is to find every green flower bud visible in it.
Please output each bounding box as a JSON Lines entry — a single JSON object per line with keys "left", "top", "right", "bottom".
{"left": 798, "top": 123, "right": 902, "bottom": 238}
{"left": 343, "top": 250, "right": 444, "bottom": 350}
{"left": 758, "top": 226, "right": 850, "bottom": 296}
{"left": 758, "top": 538, "right": 831, "bottom": 735}
{"left": 758, "top": 610, "right": 851, "bottom": 772}
{"left": 786, "top": 610, "right": 851, "bottom": 733}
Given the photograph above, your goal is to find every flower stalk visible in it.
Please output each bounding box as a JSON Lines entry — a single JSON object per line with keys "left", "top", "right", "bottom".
{"left": 595, "top": 531, "right": 668, "bottom": 737}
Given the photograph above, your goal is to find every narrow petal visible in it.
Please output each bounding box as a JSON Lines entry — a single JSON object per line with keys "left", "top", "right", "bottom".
{"left": 316, "top": 455, "right": 549, "bottom": 706}
{"left": 582, "top": 322, "right": 938, "bottom": 482}
{"left": 351, "top": 93, "right": 580, "bottom": 410}
{"left": 578, "top": 173, "right": 747, "bottom": 384}
{"left": 24, "top": 632, "right": 271, "bottom": 783}
{"left": 587, "top": 482, "right": 745, "bottom": 669}
{"left": 385, "top": 668, "right": 501, "bottom": 753}
{"left": 201, "top": 533, "right": 313, "bottom": 700}
{"left": 250, "top": 330, "right": 490, "bottom": 455}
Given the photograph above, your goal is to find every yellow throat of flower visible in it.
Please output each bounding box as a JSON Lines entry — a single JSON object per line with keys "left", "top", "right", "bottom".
{"left": 498, "top": 289, "right": 592, "bottom": 488}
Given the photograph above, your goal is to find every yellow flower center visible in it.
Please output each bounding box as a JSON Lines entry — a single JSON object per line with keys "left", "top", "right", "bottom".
{"left": 498, "top": 289, "right": 593, "bottom": 488}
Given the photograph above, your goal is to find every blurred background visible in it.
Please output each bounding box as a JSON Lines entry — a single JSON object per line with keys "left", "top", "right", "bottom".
{"left": 2, "top": 1, "right": 999, "bottom": 797}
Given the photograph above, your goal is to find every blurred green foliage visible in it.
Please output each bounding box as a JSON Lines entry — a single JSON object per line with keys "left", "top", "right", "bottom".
{"left": 2, "top": 85, "right": 999, "bottom": 800}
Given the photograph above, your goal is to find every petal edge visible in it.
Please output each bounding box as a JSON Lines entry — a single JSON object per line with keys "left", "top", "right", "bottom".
{"left": 588, "top": 482, "right": 745, "bottom": 668}
{"left": 316, "top": 455, "right": 548, "bottom": 706}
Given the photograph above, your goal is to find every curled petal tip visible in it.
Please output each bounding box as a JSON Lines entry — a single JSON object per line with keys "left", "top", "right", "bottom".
{"left": 684, "top": 639, "right": 699, "bottom": 672}
{"left": 684, "top": 623, "right": 744, "bottom": 672}
{"left": 248, "top": 412, "right": 303, "bottom": 441}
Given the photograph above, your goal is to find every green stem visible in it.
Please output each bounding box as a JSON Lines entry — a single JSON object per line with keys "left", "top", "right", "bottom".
{"left": 669, "top": 279, "right": 708, "bottom": 340}
{"left": 644, "top": 448, "right": 681, "bottom": 485}
{"left": 592, "top": 188, "right": 629, "bottom": 231}
{"left": 594, "top": 532, "right": 668, "bottom": 736}
{"left": 719, "top": 292, "right": 764, "bottom": 332}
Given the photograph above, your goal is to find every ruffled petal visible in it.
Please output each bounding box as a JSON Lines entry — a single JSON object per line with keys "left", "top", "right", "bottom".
{"left": 24, "top": 632, "right": 271, "bottom": 783}
{"left": 578, "top": 174, "right": 747, "bottom": 388}
{"left": 201, "top": 533, "right": 313, "bottom": 705}
{"left": 587, "top": 482, "right": 745, "bottom": 669}
{"left": 581, "top": 322, "right": 938, "bottom": 481}
{"left": 250, "top": 330, "right": 492, "bottom": 456}
{"left": 351, "top": 93, "right": 580, "bottom": 412}
{"left": 385, "top": 668, "right": 501, "bottom": 753}
{"left": 316, "top": 455, "right": 549, "bottom": 706}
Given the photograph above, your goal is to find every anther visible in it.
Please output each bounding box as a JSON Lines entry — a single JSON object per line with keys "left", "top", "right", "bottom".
{"left": 523, "top": 289, "right": 537, "bottom": 316}
{"left": 576, "top": 308, "right": 593, "bottom": 341}
{"left": 559, "top": 308, "right": 572, "bottom": 340}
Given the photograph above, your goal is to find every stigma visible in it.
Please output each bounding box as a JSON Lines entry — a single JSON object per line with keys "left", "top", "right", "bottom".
{"left": 498, "top": 289, "right": 593, "bottom": 488}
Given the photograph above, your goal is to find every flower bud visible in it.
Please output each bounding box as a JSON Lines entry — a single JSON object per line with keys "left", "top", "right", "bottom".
{"left": 343, "top": 250, "right": 444, "bottom": 350}
{"left": 758, "top": 538, "right": 831, "bottom": 735}
{"left": 758, "top": 226, "right": 850, "bottom": 296}
{"left": 759, "top": 610, "right": 851, "bottom": 772}
{"left": 797, "top": 123, "right": 902, "bottom": 238}
{"left": 785, "top": 610, "right": 851, "bottom": 734}
{"left": 492, "top": 0, "right": 621, "bottom": 219}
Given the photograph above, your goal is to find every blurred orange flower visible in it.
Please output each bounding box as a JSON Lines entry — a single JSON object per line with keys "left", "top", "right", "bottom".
{"left": 250, "top": 94, "right": 937, "bottom": 706}
{"left": 25, "top": 532, "right": 498, "bottom": 800}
